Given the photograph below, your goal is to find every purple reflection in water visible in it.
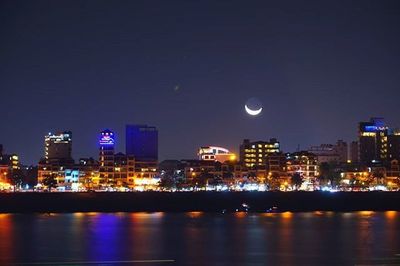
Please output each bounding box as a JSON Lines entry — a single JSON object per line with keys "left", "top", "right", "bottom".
{"left": 0, "top": 212, "right": 399, "bottom": 265}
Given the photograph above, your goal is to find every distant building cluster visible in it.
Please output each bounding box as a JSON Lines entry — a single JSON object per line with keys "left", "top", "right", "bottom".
{"left": 35, "top": 125, "right": 159, "bottom": 191}
{"left": 1, "top": 117, "right": 400, "bottom": 192}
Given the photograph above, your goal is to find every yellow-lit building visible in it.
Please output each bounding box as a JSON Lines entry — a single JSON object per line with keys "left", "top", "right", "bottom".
{"left": 286, "top": 151, "right": 319, "bottom": 187}
{"left": 78, "top": 158, "right": 100, "bottom": 189}
{"left": 240, "top": 139, "right": 280, "bottom": 168}
{"left": 37, "top": 162, "right": 67, "bottom": 186}
{"left": 0, "top": 149, "right": 20, "bottom": 189}
{"left": 0, "top": 165, "right": 9, "bottom": 189}
{"left": 340, "top": 170, "right": 371, "bottom": 185}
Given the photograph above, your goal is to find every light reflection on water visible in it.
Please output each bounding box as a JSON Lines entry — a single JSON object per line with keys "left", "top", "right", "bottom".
{"left": 0, "top": 212, "right": 399, "bottom": 265}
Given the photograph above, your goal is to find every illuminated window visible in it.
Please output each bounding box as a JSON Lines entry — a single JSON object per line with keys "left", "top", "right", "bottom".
{"left": 362, "top": 132, "right": 376, "bottom": 137}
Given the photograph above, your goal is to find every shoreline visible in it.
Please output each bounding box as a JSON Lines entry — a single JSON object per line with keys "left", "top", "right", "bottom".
{"left": 1, "top": 191, "right": 400, "bottom": 213}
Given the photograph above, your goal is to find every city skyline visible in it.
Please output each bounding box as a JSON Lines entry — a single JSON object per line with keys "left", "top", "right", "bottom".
{"left": 1, "top": 2, "right": 400, "bottom": 265}
{"left": 1, "top": 1, "right": 400, "bottom": 165}
{"left": 0, "top": 117, "right": 399, "bottom": 165}
{"left": 2, "top": 116, "right": 400, "bottom": 193}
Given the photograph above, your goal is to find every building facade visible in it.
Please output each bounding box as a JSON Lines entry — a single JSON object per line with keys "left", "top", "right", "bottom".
{"left": 358, "top": 118, "right": 400, "bottom": 165}
{"left": 308, "top": 140, "right": 348, "bottom": 164}
{"left": 335, "top": 140, "right": 348, "bottom": 163}
{"left": 388, "top": 130, "right": 400, "bottom": 161}
{"left": 350, "top": 141, "right": 359, "bottom": 163}
{"left": 265, "top": 152, "right": 287, "bottom": 175}
{"left": 98, "top": 128, "right": 158, "bottom": 189}
{"left": 240, "top": 138, "right": 280, "bottom": 168}
{"left": 358, "top": 118, "right": 388, "bottom": 164}
{"left": 78, "top": 157, "right": 100, "bottom": 188}
{"left": 126, "top": 124, "right": 158, "bottom": 161}
{"left": 99, "top": 129, "right": 115, "bottom": 184}
{"left": 45, "top": 131, "right": 73, "bottom": 164}
{"left": 286, "top": 151, "right": 319, "bottom": 189}
{"left": 39, "top": 131, "right": 74, "bottom": 187}
{"left": 198, "top": 146, "right": 236, "bottom": 163}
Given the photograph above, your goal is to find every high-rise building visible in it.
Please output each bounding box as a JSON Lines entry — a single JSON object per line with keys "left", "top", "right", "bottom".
{"left": 126, "top": 125, "right": 158, "bottom": 161}
{"left": 388, "top": 130, "right": 400, "bottom": 161}
{"left": 240, "top": 138, "right": 280, "bottom": 168}
{"left": 45, "top": 131, "right": 73, "bottom": 163}
{"left": 38, "top": 132, "right": 73, "bottom": 186}
{"left": 99, "top": 129, "right": 115, "bottom": 184}
{"left": 358, "top": 118, "right": 388, "bottom": 164}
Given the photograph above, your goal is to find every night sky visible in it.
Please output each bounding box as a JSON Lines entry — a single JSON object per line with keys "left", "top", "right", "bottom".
{"left": 1, "top": 1, "right": 400, "bottom": 165}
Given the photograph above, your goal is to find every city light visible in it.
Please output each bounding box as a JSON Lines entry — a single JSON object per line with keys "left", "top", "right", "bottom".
{"left": 0, "top": 117, "right": 399, "bottom": 193}
{"left": 1, "top": 2, "right": 399, "bottom": 264}
{"left": 99, "top": 134, "right": 115, "bottom": 145}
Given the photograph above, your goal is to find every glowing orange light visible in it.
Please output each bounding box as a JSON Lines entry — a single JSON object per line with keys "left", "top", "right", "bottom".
{"left": 234, "top": 211, "right": 247, "bottom": 218}
{"left": 281, "top": 212, "right": 293, "bottom": 219}
{"left": 358, "top": 211, "right": 374, "bottom": 216}
{"left": 187, "top": 211, "right": 203, "bottom": 218}
{"left": 385, "top": 211, "right": 397, "bottom": 219}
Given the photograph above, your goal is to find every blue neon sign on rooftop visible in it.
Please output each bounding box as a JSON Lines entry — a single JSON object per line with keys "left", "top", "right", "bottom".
{"left": 99, "top": 129, "right": 115, "bottom": 145}
{"left": 364, "top": 125, "right": 378, "bottom": 132}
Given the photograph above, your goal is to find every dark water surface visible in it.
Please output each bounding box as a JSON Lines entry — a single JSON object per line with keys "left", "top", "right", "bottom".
{"left": 0, "top": 212, "right": 399, "bottom": 265}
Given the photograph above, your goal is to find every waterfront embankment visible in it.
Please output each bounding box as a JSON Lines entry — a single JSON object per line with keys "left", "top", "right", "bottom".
{"left": 0, "top": 191, "right": 400, "bottom": 213}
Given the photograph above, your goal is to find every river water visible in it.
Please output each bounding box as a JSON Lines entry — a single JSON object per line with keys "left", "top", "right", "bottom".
{"left": 0, "top": 212, "right": 399, "bottom": 265}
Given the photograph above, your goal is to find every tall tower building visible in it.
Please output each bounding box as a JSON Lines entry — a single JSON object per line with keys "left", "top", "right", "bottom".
{"left": 99, "top": 129, "right": 115, "bottom": 183}
{"left": 388, "top": 130, "right": 400, "bottom": 161}
{"left": 38, "top": 131, "right": 73, "bottom": 185}
{"left": 44, "top": 131, "right": 73, "bottom": 164}
{"left": 358, "top": 117, "right": 388, "bottom": 164}
{"left": 126, "top": 125, "right": 158, "bottom": 162}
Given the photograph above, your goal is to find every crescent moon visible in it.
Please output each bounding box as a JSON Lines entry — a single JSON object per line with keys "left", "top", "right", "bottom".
{"left": 245, "top": 105, "right": 262, "bottom": 116}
